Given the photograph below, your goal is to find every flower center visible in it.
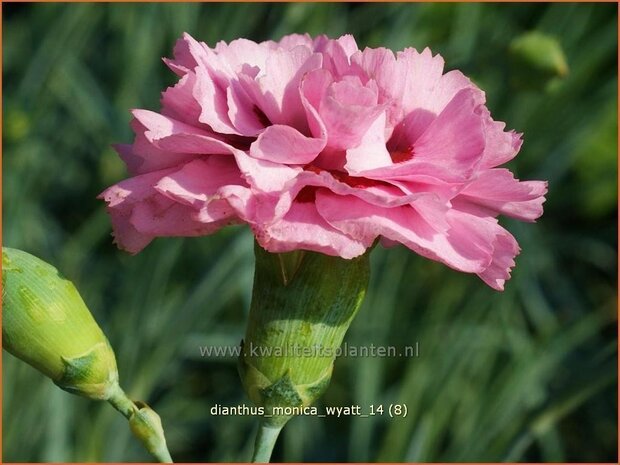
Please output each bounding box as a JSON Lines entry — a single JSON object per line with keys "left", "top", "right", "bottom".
{"left": 253, "top": 105, "right": 272, "bottom": 127}
{"left": 389, "top": 144, "right": 415, "bottom": 163}
{"left": 296, "top": 165, "right": 384, "bottom": 204}
{"left": 296, "top": 186, "right": 318, "bottom": 203}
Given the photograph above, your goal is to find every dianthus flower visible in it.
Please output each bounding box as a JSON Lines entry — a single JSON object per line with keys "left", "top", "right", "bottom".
{"left": 101, "top": 33, "right": 547, "bottom": 290}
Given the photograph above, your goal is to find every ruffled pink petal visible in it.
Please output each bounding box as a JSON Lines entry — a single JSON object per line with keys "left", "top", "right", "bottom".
{"left": 478, "top": 106, "right": 523, "bottom": 168}
{"left": 429, "top": 69, "right": 484, "bottom": 112}
{"left": 351, "top": 46, "right": 396, "bottom": 85}
{"left": 213, "top": 184, "right": 257, "bottom": 223}
{"left": 313, "top": 35, "right": 359, "bottom": 76}
{"left": 300, "top": 68, "right": 331, "bottom": 140}
{"left": 240, "top": 46, "right": 322, "bottom": 128}
{"left": 226, "top": 80, "right": 266, "bottom": 136}
{"left": 315, "top": 193, "right": 492, "bottom": 273}
{"left": 269, "top": 170, "right": 441, "bottom": 226}
{"left": 97, "top": 169, "right": 183, "bottom": 253}
{"left": 350, "top": 47, "right": 399, "bottom": 118}
{"left": 160, "top": 72, "right": 203, "bottom": 127}
{"left": 130, "top": 191, "right": 235, "bottom": 238}
{"left": 253, "top": 200, "right": 370, "bottom": 259}
{"left": 354, "top": 46, "right": 434, "bottom": 124}
{"left": 213, "top": 38, "right": 271, "bottom": 73}
{"left": 164, "top": 32, "right": 213, "bottom": 76}
{"left": 319, "top": 76, "right": 385, "bottom": 151}
{"left": 314, "top": 34, "right": 359, "bottom": 57}
{"left": 132, "top": 110, "right": 237, "bottom": 155}
{"left": 344, "top": 112, "right": 393, "bottom": 173}
{"left": 233, "top": 150, "right": 302, "bottom": 193}
{"left": 407, "top": 88, "right": 486, "bottom": 179}
{"left": 101, "top": 164, "right": 247, "bottom": 254}
{"left": 442, "top": 209, "right": 498, "bottom": 268}
{"left": 163, "top": 35, "right": 238, "bottom": 132}
{"left": 455, "top": 168, "right": 548, "bottom": 221}
{"left": 301, "top": 70, "right": 387, "bottom": 171}
{"left": 396, "top": 48, "right": 482, "bottom": 117}
{"left": 99, "top": 176, "right": 161, "bottom": 253}
{"left": 354, "top": 88, "right": 485, "bottom": 182}
{"left": 114, "top": 143, "right": 143, "bottom": 175}
{"left": 273, "top": 33, "right": 314, "bottom": 50}
{"left": 334, "top": 34, "right": 360, "bottom": 59}
{"left": 154, "top": 157, "right": 246, "bottom": 208}
{"left": 387, "top": 175, "right": 464, "bottom": 204}
{"left": 194, "top": 66, "right": 239, "bottom": 135}
{"left": 387, "top": 108, "right": 436, "bottom": 153}
{"left": 117, "top": 119, "right": 195, "bottom": 175}
{"left": 476, "top": 226, "right": 520, "bottom": 291}
{"left": 250, "top": 125, "right": 325, "bottom": 164}
{"left": 353, "top": 47, "right": 483, "bottom": 129}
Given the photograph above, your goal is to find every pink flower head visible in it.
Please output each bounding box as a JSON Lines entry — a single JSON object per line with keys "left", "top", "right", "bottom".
{"left": 100, "top": 33, "right": 547, "bottom": 290}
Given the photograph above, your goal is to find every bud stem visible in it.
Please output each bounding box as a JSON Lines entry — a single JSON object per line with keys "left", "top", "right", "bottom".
{"left": 107, "top": 384, "right": 173, "bottom": 463}
{"left": 252, "top": 421, "right": 284, "bottom": 463}
{"left": 107, "top": 384, "right": 136, "bottom": 419}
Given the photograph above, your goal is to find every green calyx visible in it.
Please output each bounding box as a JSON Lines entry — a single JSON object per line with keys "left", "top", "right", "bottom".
{"left": 56, "top": 342, "right": 119, "bottom": 399}
{"left": 2, "top": 247, "right": 118, "bottom": 400}
{"left": 239, "top": 243, "right": 371, "bottom": 428}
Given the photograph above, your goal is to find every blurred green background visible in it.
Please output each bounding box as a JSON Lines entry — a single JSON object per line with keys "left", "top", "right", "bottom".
{"left": 3, "top": 2, "right": 617, "bottom": 462}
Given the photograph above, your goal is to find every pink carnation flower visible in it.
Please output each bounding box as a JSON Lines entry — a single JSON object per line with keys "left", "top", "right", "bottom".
{"left": 100, "top": 33, "right": 547, "bottom": 290}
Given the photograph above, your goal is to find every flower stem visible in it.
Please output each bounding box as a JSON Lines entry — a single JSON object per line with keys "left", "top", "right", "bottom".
{"left": 252, "top": 421, "right": 284, "bottom": 463}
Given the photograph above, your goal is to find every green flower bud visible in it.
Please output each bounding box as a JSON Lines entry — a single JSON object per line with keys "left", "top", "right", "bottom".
{"left": 3, "top": 248, "right": 174, "bottom": 463}
{"left": 2, "top": 247, "right": 117, "bottom": 399}
{"left": 239, "top": 243, "right": 370, "bottom": 429}
{"left": 509, "top": 31, "right": 569, "bottom": 90}
{"left": 129, "top": 401, "right": 173, "bottom": 463}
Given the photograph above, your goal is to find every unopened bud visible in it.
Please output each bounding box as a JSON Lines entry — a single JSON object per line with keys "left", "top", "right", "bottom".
{"left": 3, "top": 248, "right": 174, "bottom": 462}
{"left": 2, "top": 247, "right": 117, "bottom": 399}
{"left": 129, "top": 401, "right": 173, "bottom": 463}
